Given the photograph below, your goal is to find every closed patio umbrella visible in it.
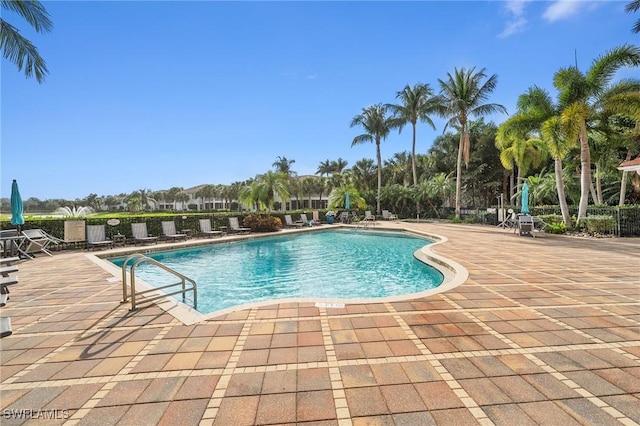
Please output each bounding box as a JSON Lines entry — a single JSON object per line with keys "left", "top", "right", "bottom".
{"left": 345, "top": 192, "right": 350, "bottom": 210}
{"left": 521, "top": 182, "right": 530, "bottom": 214}
{"left": 10, "top": 180, "right": 25, "bottom": 232}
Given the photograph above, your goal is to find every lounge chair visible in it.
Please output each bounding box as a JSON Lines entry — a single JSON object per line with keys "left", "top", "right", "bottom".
{"left": 86, "top": 225, "right": 114, "bottom": 250}
{"left": 284, "top": 215, "right": 303, "bottom": 228}
{"left": 131, "top": 223, "right": 158, "bottom": 245}
{"left": 382, "top": 210, "right": 398, "bottom": 221}
{"left": 228, "top": 217, "right": 251, "bottom": 234}
{"left": 338, "top": 211, "right": 350, "bottom": 223}
{"left": 299, "top": 213, "right": 312, "bottom": 226}
{"left": 312, "top": 210, "right": 323, "bottom": 225}
{"left": 363, "top": 211, "right": 376, "bottom": 222}
{"left": 161, "top": 221, "right": 188, "bottom": 241}
{"left": 199, "top": 219, "right": 223, "bottom": 237}
{"left": 21, "top": 229, "right": 63, "bottom": 257}
{"left": 518, "top": 214, "right": 534, "bottom": 237}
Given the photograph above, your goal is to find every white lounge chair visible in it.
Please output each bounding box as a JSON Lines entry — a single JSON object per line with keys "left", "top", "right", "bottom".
{"left": 199, "top": 219, "right": 223, "bottom": 237}
{"left": 131, "top": 223, "right": 158, "bottom": 245}
{"left": 86, "top": 225, "right": 113, "bottom": 250}
{"left": 382, "top": 210, "right": 398, "bottom": 221}
{"left": 161, "top": 221, "right": 188, "bottom": 241}
{"left": 363, "top": 211, "right": 376, "bottom": 222}
{"left": 228, "top": 217, "right": 251, "bottom": 234}
{"left": 21, "top": 229, "right": 63, "bottom": 256}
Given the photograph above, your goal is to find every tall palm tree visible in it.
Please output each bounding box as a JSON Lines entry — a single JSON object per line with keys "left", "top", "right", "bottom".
{"left": 437, "top": 67, "right": 507, "bottom": 218}
{"left": 351, "top": 104, "right": 398, "bottom": 214}
{"left": 331, "top": 158, "right": 349, "bottom": 174}
{"left": 273, "top": 156, "right": 296, "bottom": 176}
{"left": 1, "top": 0, "right": 52, "bottom": 82}
{"left": 537, "top": 117, "right": 573, "bottom": 226}
{"left": 554, "top": 44, "right": 640, "bottom": 222}
{"left": 387, "top": 83, "right": 438, "bottom": 194}
{"left": 316, "top": 159, "right": 333, "bottom": 178}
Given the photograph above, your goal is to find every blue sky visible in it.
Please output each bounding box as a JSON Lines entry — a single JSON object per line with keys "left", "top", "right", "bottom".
{"left": 2, "top": 0, "right": 637, "bottom": 201}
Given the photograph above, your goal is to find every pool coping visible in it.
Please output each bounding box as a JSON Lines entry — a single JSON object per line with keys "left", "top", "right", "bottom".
{"left": 87, "top": 223, "right": 468, "bottom": 325}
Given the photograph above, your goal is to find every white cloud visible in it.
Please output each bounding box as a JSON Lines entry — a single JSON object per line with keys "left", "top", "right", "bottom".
{"left": 499, "top": 0, "right": 531, "bottom": 38}
{"left": 542, "top": 0, "right": 585, "bottom": 22}
{"left": 307, "top": 74, "right": 317, "bottom": 80}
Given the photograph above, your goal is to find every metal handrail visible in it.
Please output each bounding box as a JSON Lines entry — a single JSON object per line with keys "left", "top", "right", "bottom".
{"left": 121, "top": 253, "right": 197, "bottom": 311}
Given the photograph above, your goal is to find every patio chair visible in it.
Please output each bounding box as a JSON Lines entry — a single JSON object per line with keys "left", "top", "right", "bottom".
{"left": 518, "top": 214, "right": 535, "bottom": 237}
{"left": 198, "top": 219, "right": 223, "bottom": 237}
{"left": 312, "top": 210, "right": 324, "bottom": 225}
{"left": 86, "top": 225, "right": 114, "bottom": 250}
{"left": 284, "top": 215, "right": 303, "bottom": 228}
{"left": 338, "top": 211, "right": 350, "bottom": 223}
{"left": 161, "top": 221, "right": 188, "bottom": 241}
{"left": 228, "top": 217, "right": 251, "bottom": 234}
{"left": 131, "top": 223, "right": 158, "bottom": 245}
{"left": 299, "top": 213, "right": 311, "bottom": 226}
{"left": 21, "top": 229, "right": 63, "bottom": 257}
{"left": 363, "top": 211, "right": 376, "bottom": 222}
{"left": 382, "top": 210, "right": 398, "bottom": 221}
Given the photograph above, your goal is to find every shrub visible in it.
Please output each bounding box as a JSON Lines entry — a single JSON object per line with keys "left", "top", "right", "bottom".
{"left": 584, "top": 215, "right": 616, "bottom": 235}
{"left": 538, "top": 214, "right": 564, "bottom": 226}
{"left": 544, "top": 222, "right": 567, "bottom": 234}
{"left": 242, "top": 214, "right": 282, "bottom": 232}
{"left": 450, "top": 216, "right": 462, "bottom": 223}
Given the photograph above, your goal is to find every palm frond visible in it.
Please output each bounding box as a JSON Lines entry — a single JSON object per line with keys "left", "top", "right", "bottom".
{"left": 0, "top": 20, "right": 48, "bottom": 82}
{"left": 586, "top": 44, "right": 640, "bottom": 93}
{"left": 1, "top": 0, "right": 52, "bottom": 33}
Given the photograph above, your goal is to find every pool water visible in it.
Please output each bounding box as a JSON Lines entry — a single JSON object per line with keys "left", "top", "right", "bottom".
{"left": 110, "top": 229, "right": 443, "bottom": 314}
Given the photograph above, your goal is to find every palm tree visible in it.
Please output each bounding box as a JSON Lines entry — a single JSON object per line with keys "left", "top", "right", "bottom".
{"left": 387, "top": 84, "right": 439, "bottom": 201}
{"left": 195, "top": 184, "right": 218, "bottom": 210}
{"left": 252, "top": 171, "right": 290, "bottom": 212}
{"left": 554, "top": 44, "right": 640, "bottom": 222}
{"left": 331, "top": 158, "right": 349, "bottom": 174}
{"left": 351, "top": 158, "right": 376, "bottom": 192}
{"left": 602, "top": 82, "right": 640, "bottom": 205}
{"left": 437, "top": 67, "right": 507, "bottom": 218}
{"left": 316, "top": 159, "right": 333, "bottom": 178}
{"left": 273, "top": 156, "right": 296, "bottom": 176}
{"left": 627, "top": 0, "right": 640, "bottom": 33}
{"left": 1, "top": 0, "right": 52, "bottom": 83}
{"left": 538, "top": 117, "right": 573, "bottom": 226}
{"left": 351, "top": 104, "right": 398, "bottom": 214}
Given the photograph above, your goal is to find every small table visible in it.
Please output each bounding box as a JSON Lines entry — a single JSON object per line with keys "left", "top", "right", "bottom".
{"left": 181, "top": 229, "right": 193, "bottom": 239}
{"left": 112, "top": 234, "right": 126, "bottom": 247}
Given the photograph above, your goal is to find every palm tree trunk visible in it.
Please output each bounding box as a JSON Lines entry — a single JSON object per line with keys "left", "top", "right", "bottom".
{"left": 555, "top": 158, "right": 572, "bottom": 227}
{"left": 595, "top": 162, "right": 603, "bottom": 205}
{"left": 577, "top": 123, "right": 591, "bottom": 223}
{"left": 412, "top": 123, "right": 420, "bottom": 215}
{"left": 619, "top": 151, "right": 631, "bottom": 206}
{"left": 376, "top": 139, "right": 382, "bottom": 215}
{"left": 509, "top": 169, "right": 515, "bottom": 204}
{"left": 455, "top": 133, "right": 464, "bottom": 218}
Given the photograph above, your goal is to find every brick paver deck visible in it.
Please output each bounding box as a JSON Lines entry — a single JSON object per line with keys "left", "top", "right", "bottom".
{"left": 1, "top": 222, "right": 638, "bottom": 425}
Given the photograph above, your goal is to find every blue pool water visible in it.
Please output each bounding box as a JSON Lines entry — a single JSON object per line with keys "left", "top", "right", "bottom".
{"left": 110, "top": 229, "right": 443, "bottom": 314}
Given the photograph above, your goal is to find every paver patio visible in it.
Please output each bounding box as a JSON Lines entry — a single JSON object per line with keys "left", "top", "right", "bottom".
{"left": 0, "top": 222, "right": 638, "bottom": 425}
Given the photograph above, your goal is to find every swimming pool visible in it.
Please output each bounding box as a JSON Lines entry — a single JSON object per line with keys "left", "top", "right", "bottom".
{"left": 109, "top": 229, "right": 444, "bottom": 315}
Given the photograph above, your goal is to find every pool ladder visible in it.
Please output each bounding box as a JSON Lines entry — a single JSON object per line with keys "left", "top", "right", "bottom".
{"left": 121, "top": 253, "right": 197, "bottom": 311}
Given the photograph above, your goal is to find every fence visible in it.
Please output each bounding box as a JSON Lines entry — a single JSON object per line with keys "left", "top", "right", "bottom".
{"left": 448, "top": 205, "right": 640, "bottom": 237}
